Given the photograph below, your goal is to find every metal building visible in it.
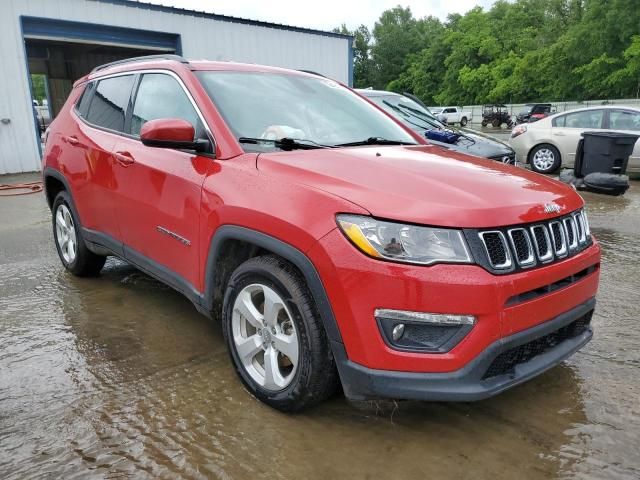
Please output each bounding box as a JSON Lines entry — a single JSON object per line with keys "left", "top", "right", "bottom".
{"left": 0, "top": 0, "right": 353, "bottom": 174}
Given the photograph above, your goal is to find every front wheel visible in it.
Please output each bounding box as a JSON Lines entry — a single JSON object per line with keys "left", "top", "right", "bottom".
{"left": 52, "top": 191, "right": 106, "bottom": 276}
{"left": 529, "top": 144, "right": 562, "bottom": 174}
{"left": 460, "top": 117, "right": 468, "bottom": 127}
{"left": 222, "top": 255, "right": 338, "bottom": 412}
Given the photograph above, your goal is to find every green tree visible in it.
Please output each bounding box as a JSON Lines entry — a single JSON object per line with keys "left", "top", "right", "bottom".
{"left": 371, "top": 6, "right": 423, "bottom": 89}
{"left": 333, "top": 24, "right": 375, "bottom": 88}
{"left": 31, "top": 74, "right": 47, "bottom": 103}
{"left": 337, "top": 0, "right": 640, "bottom": 104}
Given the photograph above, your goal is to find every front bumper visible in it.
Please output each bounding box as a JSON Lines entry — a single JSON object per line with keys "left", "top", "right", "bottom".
{"left": 309, "top": 229, "right": 600, "bottom": 373}
{"left": 334, "top": 298, "right": 594, "bottom": 401}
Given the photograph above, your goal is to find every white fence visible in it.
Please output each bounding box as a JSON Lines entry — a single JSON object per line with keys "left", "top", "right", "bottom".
{"left": 459, "top": 99, "right": 640, "bottom": 124}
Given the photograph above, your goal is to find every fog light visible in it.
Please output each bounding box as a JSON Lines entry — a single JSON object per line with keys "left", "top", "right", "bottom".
{"left": 392, "top": 323, "right": 405, "bottom": 341}
{"left": 375, "top": 309, "right": 476, "bottom": 353}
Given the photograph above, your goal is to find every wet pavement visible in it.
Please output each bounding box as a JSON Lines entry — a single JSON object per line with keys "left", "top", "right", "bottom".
{"left": 1, "top": 172, "right": 639, "bottom": 479}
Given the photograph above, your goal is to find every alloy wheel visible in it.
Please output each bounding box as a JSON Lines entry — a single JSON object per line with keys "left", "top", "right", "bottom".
{"left": 55, "top": 204, "right": 77, "bottom": 264}
{"left": 231, "top": 283, "right": 299, "bottom": 391}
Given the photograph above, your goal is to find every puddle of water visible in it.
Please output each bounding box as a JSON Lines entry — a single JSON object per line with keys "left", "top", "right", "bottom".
{"left": 1, "top": 177, "right": 639, "bottom": 479}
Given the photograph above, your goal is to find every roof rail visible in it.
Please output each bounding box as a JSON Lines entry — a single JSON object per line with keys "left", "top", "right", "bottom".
{"left": 91, "top": 54, "right": 189, "bottom": 73}
{"left": 297, "top": 69, "right": 327, "bottom": 78}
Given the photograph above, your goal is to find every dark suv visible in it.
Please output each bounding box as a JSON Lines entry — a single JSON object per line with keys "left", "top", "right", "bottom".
{"left": 359, "top": 90, "right": 517, "bottom": 164}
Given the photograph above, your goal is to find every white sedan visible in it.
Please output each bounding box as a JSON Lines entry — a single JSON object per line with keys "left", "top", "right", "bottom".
{"left": 509, "top": 106, "right": 640, "bottom": 174}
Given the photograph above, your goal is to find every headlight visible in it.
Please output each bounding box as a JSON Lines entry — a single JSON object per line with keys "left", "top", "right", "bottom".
{"left": 336, "top": 214, "right": 472, "bottom": 265}
{"left": 511, "top": 124, "right": 527, "bottom": 138}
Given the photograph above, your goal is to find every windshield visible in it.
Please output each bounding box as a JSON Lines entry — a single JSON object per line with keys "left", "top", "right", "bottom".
{"left": 367, "top": 95, "right": 445, "bottom": 132}
{"left": 196, "top": 72, "right": 417, "bottom": 150}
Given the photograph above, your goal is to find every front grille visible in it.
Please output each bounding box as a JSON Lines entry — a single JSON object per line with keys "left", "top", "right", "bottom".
{"left": 471, "top": 209, "right": 591, "bottom": 274}
{"left": 489, "top": 152, "right": 516, "bottom": 165}
{"left": 482, "top": 312, "right": 592, "bottom": 380}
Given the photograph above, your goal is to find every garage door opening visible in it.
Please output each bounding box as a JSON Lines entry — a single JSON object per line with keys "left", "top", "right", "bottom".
{"left": 21, "top": 16, "right": 180, "bottom": 149}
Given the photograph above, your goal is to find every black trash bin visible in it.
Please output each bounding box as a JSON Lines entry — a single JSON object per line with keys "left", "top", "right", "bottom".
{"left": 574, "top": 131, "right": 640, "bottom": 177}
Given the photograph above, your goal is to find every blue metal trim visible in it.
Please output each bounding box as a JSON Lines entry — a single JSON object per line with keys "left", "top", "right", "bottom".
{"left": 21, "top": 16, "right": 179, "bottom": 52}
{"left": 348, "top": 39, "right": 354, "bottom": 87}
{"left": 19, "top": 19, "right": 43, "bottom": 160}
{"left": 90, "top": 0, "right": 353, "bottom": 40}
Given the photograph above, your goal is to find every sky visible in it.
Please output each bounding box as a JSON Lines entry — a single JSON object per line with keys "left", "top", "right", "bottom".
{"left": 137, "top": 0, "right": 498, "bottom": 31}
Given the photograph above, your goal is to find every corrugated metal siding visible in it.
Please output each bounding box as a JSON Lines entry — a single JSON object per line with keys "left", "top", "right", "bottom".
{"left": 0, "top": 0, "right": 351, "bottom": 174}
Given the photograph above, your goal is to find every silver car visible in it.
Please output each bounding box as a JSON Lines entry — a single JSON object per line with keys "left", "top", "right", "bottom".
{"left": 509, "top": 106, "right": 640, "bottom": 174}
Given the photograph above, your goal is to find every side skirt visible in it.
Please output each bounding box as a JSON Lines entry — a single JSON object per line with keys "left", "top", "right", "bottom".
{"left": 82, "top": 227, "right": 205, "bottom": 312}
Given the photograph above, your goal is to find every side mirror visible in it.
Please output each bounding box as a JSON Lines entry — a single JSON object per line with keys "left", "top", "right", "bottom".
{"left": 140, "top": 118, "right": 210, "bottom": 153}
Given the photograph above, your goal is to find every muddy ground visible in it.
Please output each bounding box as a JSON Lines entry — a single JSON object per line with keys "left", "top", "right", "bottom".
{"left": 1, "top": 172, "right": 639, "bottom": 479}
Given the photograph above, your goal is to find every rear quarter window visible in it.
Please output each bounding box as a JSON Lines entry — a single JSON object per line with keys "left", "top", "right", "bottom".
{"left": 75, "top": 82, "right": 95, "bottom": 118}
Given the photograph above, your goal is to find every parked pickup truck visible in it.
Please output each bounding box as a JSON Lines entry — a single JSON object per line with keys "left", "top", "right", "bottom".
{"left": 437, "top": 106, "right": 472, "bottom": 127}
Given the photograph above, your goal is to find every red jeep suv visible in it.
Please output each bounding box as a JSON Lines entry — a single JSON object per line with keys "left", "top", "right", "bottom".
{"left": 42, "top": 55, "right": 600, "bottom": 411}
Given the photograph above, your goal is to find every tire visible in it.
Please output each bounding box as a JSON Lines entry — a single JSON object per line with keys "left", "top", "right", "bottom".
{"left": 222, "top": 255, "right": 338, "bottom": 412}
{"left": 460, "top": 117, "right": 468, "bottom": 127}
{"left": 492, "top": 119, "right": 501, "bottom": 128}
{"left": 529, "top": 144, "right": 562, "bottom": 174}
{"left": 481, "top": 121, "right": 488, "bottom": 127}
{"left": 52, "top": 191, "right": 106, "bottom": 276}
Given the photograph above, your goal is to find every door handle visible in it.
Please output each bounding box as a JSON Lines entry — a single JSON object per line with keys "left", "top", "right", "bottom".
{"left": 553, "top": 132, "right": 566, "bottom": 136}
{"left": 65, "top": 135, "right": 79, "bottom": 145}
{"left": 114, "top": 151, "right": 135, "bottom": 166}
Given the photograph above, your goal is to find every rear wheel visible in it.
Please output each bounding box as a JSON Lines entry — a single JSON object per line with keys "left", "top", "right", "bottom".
{"left": 529, "top": 144, "right": 561, "bottom": 174}
{"left": 492, "top": 119, "right": 501, "bottom": 128}
{"left": 222, "top": 255, "right": 338, "bottom": 412}
{"left": 52, "top": 191, "right": 106, "bottom": 276}
{"left": 460, "top": 117, "right": 468, "bottom": 127}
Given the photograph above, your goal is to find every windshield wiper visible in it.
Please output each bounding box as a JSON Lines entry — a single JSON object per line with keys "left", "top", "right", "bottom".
{"left": 238, "top": 137, "right": 332, "bottom": 150}
{"left": 335, "top": 137, "right": 416, "bottom": 147}
{"left": 392, "top": 103, "right": 477, "bottom": 146}
{"left": 383, "top": 100, "right": 439, "bottom": 131}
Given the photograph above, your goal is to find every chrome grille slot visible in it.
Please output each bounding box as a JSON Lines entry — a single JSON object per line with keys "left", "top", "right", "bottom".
{"left": 573, "top": 212, "right": 586, "bottom": 244}
{"left": 507, "top": 228, "right": 535, "bottom": 267}
{"left": 479, "top": 231, "right": 512, "bottom": 269}
{"left": 563, "top": 217, "right": 578, "bottom": 250}
{"left": 549, "top": 221, "right": 568, "bottom": 258}
{"left": 530, "top": 225, "right": 553, "bottom": 263}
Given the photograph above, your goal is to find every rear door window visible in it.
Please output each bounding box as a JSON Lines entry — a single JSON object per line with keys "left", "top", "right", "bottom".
{"left": 130, "top": 73, "right": 200, "bottom": 137}
{"left": 85, "top": 75, "right": 135, "bottom": 132}
{"left": 609, "top": 110, "right": 640, "bottom": 131}
{"left": 553, "top": 110, "right": 604, "bottom": 129}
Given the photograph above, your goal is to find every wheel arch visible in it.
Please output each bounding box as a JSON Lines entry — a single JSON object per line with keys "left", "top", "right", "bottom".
{"left": 202, "top": 225, "right": 343, "bottom": 346}
{"left": 43, "top": 167, "right": 71, "bottom": 209}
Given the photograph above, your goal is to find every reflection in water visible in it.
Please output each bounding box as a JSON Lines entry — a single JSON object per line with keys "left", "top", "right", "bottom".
{"left": 0, "top": 183, "right": 639, "bottom": 479}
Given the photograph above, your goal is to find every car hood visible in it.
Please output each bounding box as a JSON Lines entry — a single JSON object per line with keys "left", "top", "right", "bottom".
{"left": 449, "top": 129, "right": 512, "bottom": 158}
{"left": 410, "top": 125, "right": 512, "bottom": 159}
{"left": 256, "top": 145, "right": 583, "bottom": 228}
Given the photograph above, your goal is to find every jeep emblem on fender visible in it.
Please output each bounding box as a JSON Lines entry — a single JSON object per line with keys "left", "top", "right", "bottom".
{"left": 544, "top": 202, "right": 562, "bottom": 214}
